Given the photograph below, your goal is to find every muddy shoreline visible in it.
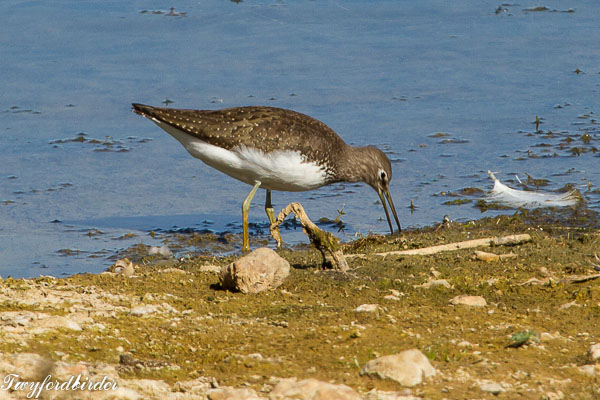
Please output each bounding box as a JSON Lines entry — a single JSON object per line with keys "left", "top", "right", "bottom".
{"left": 1, "top": 210, "right": 600, "bottom": 399}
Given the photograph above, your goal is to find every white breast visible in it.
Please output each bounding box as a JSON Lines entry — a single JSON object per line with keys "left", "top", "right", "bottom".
{"left": 153, "top": 120, "right": 328, "bottom": 192}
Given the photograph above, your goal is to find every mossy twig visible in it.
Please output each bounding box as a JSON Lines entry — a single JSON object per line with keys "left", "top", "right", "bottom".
{"left": 270, "top": 202, "right": 348, "bottom": 272}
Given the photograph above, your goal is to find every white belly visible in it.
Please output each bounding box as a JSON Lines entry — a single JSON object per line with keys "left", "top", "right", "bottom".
{"left": 154, "top": 120, "right": 328, "bottom": 192}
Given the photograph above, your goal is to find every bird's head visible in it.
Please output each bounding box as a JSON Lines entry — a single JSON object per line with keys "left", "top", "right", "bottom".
{"left": 355, "top": 146, "right": 401, "bottom": 234}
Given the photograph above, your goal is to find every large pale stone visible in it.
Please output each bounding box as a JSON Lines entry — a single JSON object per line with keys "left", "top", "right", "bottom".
{"left": 0, "top": 353, "right": 53, "bottom": 382}
{"left": 219, "top": 248, "right": 290, "bottom": 294}
{"left": 33, "top": 315, "right": 82, "bottom": 331}
{"left": 360, "top": 349, "right": 436, "bottom": 387}
{"left": 269, "top": 378, "right": 361, "bottom": 400}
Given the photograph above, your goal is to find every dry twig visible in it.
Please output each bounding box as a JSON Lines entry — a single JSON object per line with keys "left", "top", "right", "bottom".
{"left": 347, "top": 234, "right": 531, "bottom": 258}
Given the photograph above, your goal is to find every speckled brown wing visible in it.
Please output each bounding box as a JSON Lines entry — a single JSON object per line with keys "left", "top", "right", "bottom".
{"left": 132, "top": 104, "right": 349, "bottom": 177}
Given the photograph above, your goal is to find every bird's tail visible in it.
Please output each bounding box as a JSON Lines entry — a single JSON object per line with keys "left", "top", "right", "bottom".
{"left": 131, "top": 103, "right": 155, "bottom": 118}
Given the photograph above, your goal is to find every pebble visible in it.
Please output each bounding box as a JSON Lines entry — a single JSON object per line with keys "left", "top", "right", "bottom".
{"left": 360, "top": 349, "right": 436, "bottom": 387}
{"left": 544, "top": 390, "right": 565, "bottom": 400}
{"left": 129, "top": 305, "right": 158, "bottom": 316}
{"left": 578, "top": 364, "right": 598, "bottom": 376}
{"left": 479, "top": 381, "right": 505, "bottom": 394}
{"left": 270, "top": 378, "right": 361, "bottom": 400}
{"left": 219, "top": 248, "right": 290, "bottom": 294}
{"left": 449, "top": 295, "right": 487, "bottom": 307}
{"left": 414, "top": 279, "right": 451, "bottom": 289}
{"left": 540, "top": 332, "right": 563, "bottom": 342}
{"left": 174, "top": 376, "right": 219, "bottom": 393}
{"left": 355, "top": 304, "right": 379, "bottom": 313}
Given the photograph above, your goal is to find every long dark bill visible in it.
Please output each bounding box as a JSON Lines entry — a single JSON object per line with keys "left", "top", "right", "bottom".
{"left": 378, "top": 189, "right": 402, "bottom": 234}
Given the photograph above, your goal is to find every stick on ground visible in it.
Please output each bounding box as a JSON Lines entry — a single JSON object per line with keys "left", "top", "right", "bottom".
{"left": 270, "top": 202, "right": 349, "bottom": 272}
{"left": 347, "top": 234, "right": 532, "bottom": 258}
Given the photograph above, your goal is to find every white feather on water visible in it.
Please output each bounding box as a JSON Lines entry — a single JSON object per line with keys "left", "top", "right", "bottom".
{"left": 485, "top": 171, "right": 580, "bottom": 209}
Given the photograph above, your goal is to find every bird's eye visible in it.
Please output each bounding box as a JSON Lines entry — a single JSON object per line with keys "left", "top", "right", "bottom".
{"left": 379, "top": 170, "right": 387, "bottom": 181}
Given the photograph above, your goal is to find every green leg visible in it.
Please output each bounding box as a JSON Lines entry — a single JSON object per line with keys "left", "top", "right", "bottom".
{"left": 242, "top": 181, "right": 261, "bottom": 252}
{"left": 265, "top": 190, "right": 283, "bottom": 248}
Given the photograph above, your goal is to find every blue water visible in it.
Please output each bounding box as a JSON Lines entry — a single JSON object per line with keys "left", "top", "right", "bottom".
{"left": 1, "top": 0, "right": 599, "bottom": 277}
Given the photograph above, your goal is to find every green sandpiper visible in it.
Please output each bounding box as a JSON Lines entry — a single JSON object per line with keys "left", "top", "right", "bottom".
{"left": 132, "top": 103, "right": 401, "bottom": 251}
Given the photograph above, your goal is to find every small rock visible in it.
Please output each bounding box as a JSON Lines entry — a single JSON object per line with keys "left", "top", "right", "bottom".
{"left": 355, "top": 304, "right": 379, "bottom": 313}
{"left": 414, "top": 279, "right": 451, "bottom": 289}
{"left": 208, "top": 386, "right": 265, "bottom": 400}
{"left": 219, "top": 248, "right": 290, "bottom": 294}
{"left": 457, "top": 341, "right": 472, "bottom": 348}
{"left": 590, "top": 343, "right": 600, "bottom": 360}
{"left": 159, "top": 302, "right": 179, "bottom": 314}
{"left": 360, "top": 349, "right": 436, "bottom": 387}
{"left": 111, "top": 258, "right": 135, "bottom": 277}
{"left": 540, "top": 332, "right": 563, "bottom": 342}
{"left": 479, "top": 381, "right": 505, "bottom": 395}
{"left": 544, "top": 390, "right": 565, "bottom": 400}
{"left": 246, "top": 353, "right": 263, "bottom": 360}
{"left": 269, "top": 378, "right": 361, "bottom": 400}
{"left": 578, "top": 364, "right": 598, "bottom": 376}
{"left": 449, "top": 295, "right": 487, "bottom": 307}
{"left": 142, "top": 293, "right": 154, "bottom": 302}
{"left": 174, "top": 376, "right": 219, "bottom": 393}
{"left": 0, "top": 311, "right": 36, "bottom": 327}
{"left": 130, "top": 305, "right": 158, "bottom": 316}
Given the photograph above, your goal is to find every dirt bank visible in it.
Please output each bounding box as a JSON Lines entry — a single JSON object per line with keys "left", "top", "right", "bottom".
{"left": 1, "top": 211, "right": 599, "bottom": 399}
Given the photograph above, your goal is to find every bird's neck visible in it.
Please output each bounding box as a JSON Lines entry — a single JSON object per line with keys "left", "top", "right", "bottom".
{"left": 334, "top": 145, "right": 372, "bottom": 183}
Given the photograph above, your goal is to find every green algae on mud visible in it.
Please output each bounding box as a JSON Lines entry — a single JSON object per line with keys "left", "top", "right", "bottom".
{"left": 3, "top": 211, "right": 600, "bottom": 398}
